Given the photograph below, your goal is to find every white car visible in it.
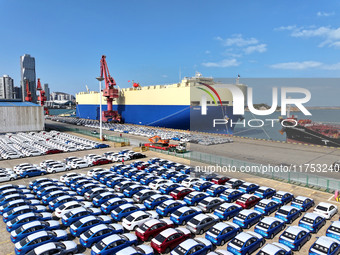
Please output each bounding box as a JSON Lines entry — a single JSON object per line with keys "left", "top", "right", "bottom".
{"left": 24, "top": 240, "right": 78, "bottom": 255}
{"left": 71, "top": 160, "right": 90, "bottom": 169}
{"left": 54, "top": 201, "right": 93, "bottom": 218}
{"left": 313, "top": 202, "right": 338, "bottom": 219}
{"left": 60, "top": 173, "right": 85, "bottom": 183}
{"left": 40, "top": 160, "right": 56, "bottom": 168}
{"left": 149, "top": 179, "right": 171, "bottom": 190}
{"left": 122, "top": 211, "right": 159, "bottom": 231}
{"left": 14, "top": 163, "right": 37, "bottom": 173}
{"left": 181, "top": 178, "right": 200, "bottom": 188}
{"left": 0, "top": 172, "right": 17, "bottom": 182}
{"left": 87, "top": 168, "right": 107, "bottom": 177}
{"left": 47, "top": 164, "right": 70, "bottom": 173}
{"left": 114, "top": 155, "right": 130, "bottom": 162}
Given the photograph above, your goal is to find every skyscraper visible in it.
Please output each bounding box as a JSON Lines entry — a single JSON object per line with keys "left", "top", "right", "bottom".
{"left": 0, "top": 75, "right": 14, "bottom": 99}
{"left": 44, "top": 83, "right": 50, "bottom": 101}
{"left": 20, "top": 54, "right": 36, "bottom": 102}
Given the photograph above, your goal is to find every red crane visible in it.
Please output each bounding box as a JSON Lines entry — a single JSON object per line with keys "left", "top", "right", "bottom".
{"left": 99, "top": 55, "right": 121, "bottom": 122}
{"left": 25, "top": 80, "right": 32, "bottom": 102}
{"left": 36, "top": 78, "right": 49, "bottom": 115}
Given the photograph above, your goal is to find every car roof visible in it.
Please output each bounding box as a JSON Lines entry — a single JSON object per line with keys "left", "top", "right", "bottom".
{"left": 144, "top": 219, "right": 161, "bottom": 227}
{"left": 303, "top": 213, "right": 324, "bottom": 220}
{"left": 314, "top": 236, "right": 340, "bottom": 247}
{"left": 317, "top": 202, "right": 336, "bottom": 208}
{"left": 79, "top": 215, "right": 97, "bottom": 223}
{"left": 160, "top": 228, "right": 178, "bottom": 237}
{"left": 214, "top": 222, "right": 238, "bottom": 231}
{"left": 294, "top": 196, "right": 310, "bottom": 200}
{"left": 285, "top": 226, "right": 309, "bottom": 235}
{"left": 239, "top": 209, "right": 259, "bottom": 216}
{"left": 280, "top": 205, "right": 296, "bottom": 211}
{"left": 177, "top": 206, "right": 191, "bottom": 212}
{"left": 221, "top": 203, "right": 241, "bottom": 209}
{"left": 276, "top": 191, "right": 291, "bottom": 195}
{"left": 261, "top": 243, "right": 285, "bottom": 253}
{"left": 87, "top": 224, "right": 107, "bottom": 233}
{"left": 129, "top": 211, "right": 146, "bottom": 218}
{"left": 193, "top": 213, "right": 209, "bottom": 221}
{"left": 258, "top": 199, "right": 276, "bottom": 204}
{"left": 27, "top": 230, "right": 48, "bottom": 241}
{"left": 331, "top": 221, "right": 340, "bottom": 228}
{"left": 102, "top": 234, "right": 121, "bottom": 244}
{"left": 258, "top": 186, "right": 270, "bottom": 190}
{"left": 240, "top": 194, "right": 256, "bottom": 199}
{"left": 261, "top": 217, "right": 283, "bottom": 225}
{"left": 180, "top": 239, "right": 199, "bottom": 249}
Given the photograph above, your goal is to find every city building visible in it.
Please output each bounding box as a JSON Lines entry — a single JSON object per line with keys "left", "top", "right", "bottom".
{"left": 50, "top": 91, "right": 75, "bottom": 101}
{"left": 20, "top": 54, "right": 37, "bottom": 102}
{"left": 44, "top": 83, "right": 50, "bottom": 101}
{"left": 14, "top": 86, "right": 22, "bottom": 99}
{"left": 0, "top": 75, "right": 14, "bottom": 99}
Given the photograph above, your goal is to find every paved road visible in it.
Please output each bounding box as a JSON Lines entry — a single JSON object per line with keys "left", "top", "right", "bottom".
{"left": 0, "top": 130, "right": 339, "bottom": 255}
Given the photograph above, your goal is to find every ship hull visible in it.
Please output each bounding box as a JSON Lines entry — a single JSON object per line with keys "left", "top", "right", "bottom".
{"left": 283, "top": 124, "right": 340, "bottom": 147}
{"left": 76, "top": 104, "right": 240, "bottom": 133}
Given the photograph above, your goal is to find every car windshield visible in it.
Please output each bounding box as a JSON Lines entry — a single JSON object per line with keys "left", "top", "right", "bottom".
{"left": 126, "top": 215, "right": 134, "bottom": 222}
{"left": 115, "top": 207, "right": 123, "bottom": 213}
{"left": 158, "top": 203, "right": 167, "bottom": 209}
{"left": 316, "top": 205, "right": 328, "bottom": 212}
{"left": 258, "top": 222, "right": 270, "bottom": 229}
{"left": 239, "top": 197, "right": 247, "bottom": 202}
{"left": 172, "top": 210, "right": 182, "bottom": 217}
{"left": 312, "top": 243, "right": 329, "bottom": 253}
{"left": 200, "top": 200, "right": 209, "bottom": 205}
{"left": 274, "top": 194, "right": 283, "bottom": 199}
{"left": 189, "top": 218, "right": 200, "bottom": 225}
{"left": 154, "top": 234, "right": 166, "bottom": 243}
{"left": 172, "top": 245, "right": 187, "bottom": 255}
{"left": 209, "top": 228, "right": 221, "bottom": 235}
{"left": 186, "top": 193, "right": 195, "bottom": 199}
{"left": 19, "top": 237, "right": 29, "bottom": 247}
{"left": 282, "top": 231, "right": 296, "bottom": 240}
{"left": 230, "top": 238, "right": 244, "bottom": 248}
{"left": 330, "top": 226, "right": 340, "bottom": 233}
{"left": 83, "top": 229, "right": 94, "bottom": 238}
{"left": 293, "top": 199, "right": 304, "bottom": 204}
{"left": 139, "top": 223, "right": 149, "bottom": 231}
{"left": 301, "top": 217, "right": 314, "bottom": 224}
{"left": 95, "top": 241, "right": 107, "bottom": 250}
{"left": 277, "top": 209, "right": 289, "bottom": 215}
{"left": 73, "top": 220, "right": 83, "bottom": 228}
{"left": 257, "top": 202, "right": 266, "bottom": 208}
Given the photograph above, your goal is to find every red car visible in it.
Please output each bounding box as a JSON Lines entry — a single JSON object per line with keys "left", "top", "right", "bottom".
{"left": 137, "top": 163, "right": 151, "bottom": 170}
{"left": 170, "top": 187, "right": 193, "bottom": 200}
{"left": 45, "top": 149, "right": 63, "bottom": 154}
{"left": 236, "top": 194, "right": 261, "bottom": 209}
{"left": 135, "top": 218, "right": 174, "bottom": 241}
{"left": 211, "top": 176, "right": 230, "bottom": 185}
{"left": 92, "top": 158, "right": 112, "bottom": 166}
{"left": 151, "top": 227, "right": 192, "bottom": 253}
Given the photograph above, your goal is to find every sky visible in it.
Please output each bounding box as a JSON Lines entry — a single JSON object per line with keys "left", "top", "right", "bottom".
{"left": 0, "top": 0, "right": 340, "bottom": 106}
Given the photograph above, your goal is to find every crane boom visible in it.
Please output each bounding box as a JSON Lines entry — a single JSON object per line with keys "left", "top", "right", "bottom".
{"left": 99, "top": 55, "right": 121, "bottom": 122}
{"left": 25, "top": 80, "right": 32, "bottom": 102}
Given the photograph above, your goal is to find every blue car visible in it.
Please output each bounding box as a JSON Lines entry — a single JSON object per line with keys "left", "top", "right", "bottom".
{"left": 124, "top": 169, "right": 140, "bottom": 178}
{"left": 227, "top": 231, "right": 265, "bottom": 255}
{"left": 49, "top": 195, "right": 77, "bottom": 211}
{"left": 205, "top": 222, "right": 241, "bottom": 246}
{"left": 200, "top": 174, "right": 219, "bottom": 181}
{"left": 115, "top": 245, "right": 154, "bottom": 255}
{"left": 100, "top": 198, "right": 134, "bottom": 214}
{"left": 91, "top": 233, "right": 138, "bottom": 255}
{"left": 238, "top": 182, "right": 260, "bottom": 194}
{"left": 326, "top": 221, "right": 340, "bottom": 241}
{"left": 148, "top": 158, "right": 161, "bottom": 164}
{"left": 123, "top": 185, "right": 148, "bottom": 198}
{"left": 214, "top": 203, "right": 243, "bottom": 221}
{"left": 10, "top": 220, "right": 60, "bottom": 243}
{"left": 130, "top": 161, "right": 144, "bottom": 168}
{"left": 36, "top": 186, "right": 67, "bottom": 199}
{"left": 206, "top": 185, "right": 227, "bottom": 197}
{"left": 132, "top": 173, "right": 150, "bottom": 182}
{"left": 80, "top": 223, "right": 124, "bottom": 248}
{"left": 183, "top": 191, "right": 209, "bottom": 206}
{"left": 111, "top": 204, "right": 146, "bottom": 221}
{"left": 192, "top": 181, "right": 214, "bottom": 192}
{"left": 298, "top": 212, "right": 326, "bottom": 233}
{"left": 275, "top": 205, "right": 301, "bottom": 224}
{"left": 279, "top": 226, "right": 311, "bottom": 251}
{"left": 70, "top": 179, "right": 93, "bottom": 190}
{"left": 144, "top": 194, "right": 173, "bottom": 209}
{"left": 0, "top": 199, "right": 29, "bottom": 215}
{"left": 140, "top": 176, "right": 159, "bottom": 185}
{"left": 20, "top": 168, "right": 47, "bottom": 178}
{"left": 257, "top": 243, "right": 292, "bottom": 255}
{"left": 93, "top": 192, "right": 123, "bottom": 207}
{"left": 291, "top": 196, "right": 314, "bottom": 212}
{"left": 106, "top": 177, "right": 128, "bottom": 188}
{"left": 0, "top": 194, "right": 25, "bottom": 206}
{"left": 161, "top": 170, "right": 178, "bottom": 180}
{"left": 28, "top": 178, "right": 56, "bottom": 189}
{"left": 110, "top": 164, "right": 125, "bottom": 172}
{"left": 70, "top": 215, "right": 112, "bottom": 237}
{"left": 77, "top": 183, "right": 102, "bottom": 195}
{"left": 100, "top": 174, "right": 118, "bottom": 184}
{"left": 254, "top": 186, "right": 276, "bottom": 199}
{"left": 61, "top": 207, "right": 101, "bottom": 226}
{"left": 220, "top": 189, "right": 244, "bottom": 203}
{"left": 254, "top": 199, "right": 281, "bottom": 216}
{"left": 170, "top": 206, "right": 202, "bottom": 225}
{"left": 254, "top": 217, "right": 286, "bottom": 239}
{"left": 159, "top": 183, "right": 182, "bottom": 194}
{"left": 41, "top": 190, "right": 74, "bottom": 205}
{"left": 272, "top": 191, "right": 294, "bottom": 205}
{"left": 179, "top": 167, "right": 191, "bottom": 174}
{"left": 233, "top": 209, "right": 263, "bottom": 229}
{"left": 6, "top": 212, "right": 53, "bottom": 232}
{"left": 170, "top": 174, "right": 189, "bottom": 183}
{"left": 309, "top": 236, "right": 340, "bottom": 255}
{"left": 156, "top": 200, "right": 187, "bottom": 216}
{"left": 117, "top": 166, "right": 134, "bottom": 175}
{"left": 3, "top": 205, "right": 46, "bottom": 222}
{"left": 14, "top": 230, "right": 68, "bottom": 255}
{"left": 171, "top": 238, "right": 213, "bottom": 255}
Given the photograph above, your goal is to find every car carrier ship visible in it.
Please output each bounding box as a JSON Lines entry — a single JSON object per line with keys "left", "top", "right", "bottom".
{"left": 76, "top": 72, "right": 247, "bottom": 133}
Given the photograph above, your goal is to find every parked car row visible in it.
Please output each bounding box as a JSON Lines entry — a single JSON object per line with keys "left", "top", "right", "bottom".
{"left": 0, "top": 130, "right": 109, "bottom": 161}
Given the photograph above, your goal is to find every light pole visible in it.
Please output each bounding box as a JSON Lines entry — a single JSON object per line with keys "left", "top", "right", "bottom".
{"left": 96, "top": 76, "right": 104, "bottom": 141}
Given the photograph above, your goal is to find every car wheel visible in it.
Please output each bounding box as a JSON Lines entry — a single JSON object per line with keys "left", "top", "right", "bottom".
{"left": 76, "top": 166, "right": 80, "bottom": 169}
{"left": 10, "top": 178, "right": 14, "bottom": 181}
{"left": 225, "top": 215, "right": 230, "bottom": 221}
{"left": 147, "top": 235, "right": 154, "bottom": 241}
{"left": 199, "top": 229, "right": 204, "bottom": 235}
{"left": 41, "top": 172, "right": 45, "bottom": 176}
{"left": 25, "top": 175, "right": 29, "bottom": 178}
{"left": 297, "top": 244, "right": 301, "bottom": 251}
{"left": 67, "top": 253, "right": 73, "bottom": 255}
{"left": 182, "top": 220, "right": 186, "bottom": 225}
{"left": 206, "top": 249, "right": 211, "bottom": 254}
{"left": 133, "top": 225, "right": 138, "bottom": 231}
{"left": 270, "top": 233, "right": 274, "bottom": 239}
{"left": 52, "top": 170, "right": 56, "bottom": 173}
{"left": 307, "top": 234, "right": 311, "bottom": 241}
{"left": 220, "top": 240, "right": 225, "bottom": 246}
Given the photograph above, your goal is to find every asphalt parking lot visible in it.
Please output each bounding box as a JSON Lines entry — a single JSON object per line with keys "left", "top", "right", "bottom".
{"left": 0, "top": 132, "right": 339, "bottom": 255}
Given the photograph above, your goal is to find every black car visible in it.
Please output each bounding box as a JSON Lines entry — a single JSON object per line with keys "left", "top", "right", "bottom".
{"left": 130, "top": 153, "right": 146, "bottom": 159}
